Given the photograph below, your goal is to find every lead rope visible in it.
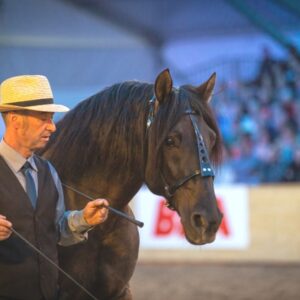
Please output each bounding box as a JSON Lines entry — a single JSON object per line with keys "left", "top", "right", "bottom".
{"left": 11, "top": 227, "right": 99, "bottom": 300}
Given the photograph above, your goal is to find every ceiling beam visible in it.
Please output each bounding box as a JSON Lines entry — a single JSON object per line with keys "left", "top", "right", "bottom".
{"left": 273, "top": 0, "right": 300, "bottom": 20}
{"left": 62, "top": 0, "right": 164, "bottom": 48}
{"left": 226, "top": 0, "right": 292, "bottom": 48}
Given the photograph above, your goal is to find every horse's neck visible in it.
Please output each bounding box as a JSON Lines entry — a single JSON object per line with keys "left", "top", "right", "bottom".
{"left": 69, "top": 172, "right": 143, "bottom": 210}
{"left": 89, "top": 98, "right": 148, "bottom": 206}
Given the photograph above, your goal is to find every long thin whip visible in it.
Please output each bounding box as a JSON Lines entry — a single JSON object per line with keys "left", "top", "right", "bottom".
{"left": 10, "top": 184, "right": 143, "bottom": 300}
{"left": 62, "top": 183, "right": 144, "bottom": 228}
{"left": 11, "top": 227, "right": 99, "bottom": 300}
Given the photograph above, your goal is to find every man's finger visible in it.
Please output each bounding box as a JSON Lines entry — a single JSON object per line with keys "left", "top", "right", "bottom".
{"left": 0, "top": 227, "right": 11, "bottom": 234}
{"left": 0, "top": 219, "right": 12, "bottom": 228}
{"left": 91, "top": 199, "right": 109, "bottom": 208}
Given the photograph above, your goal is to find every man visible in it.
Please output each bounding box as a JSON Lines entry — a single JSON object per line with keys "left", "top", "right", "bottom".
{"left": 0, "top": 75, "right": 109, "bottom": 300}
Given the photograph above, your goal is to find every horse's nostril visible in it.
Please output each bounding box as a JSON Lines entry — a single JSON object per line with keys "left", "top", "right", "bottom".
{"left": 192, "top": 214, "right": 220, "bottom": 233}
{"left": 192, "top": 214, "right": 208, "bottom": 229}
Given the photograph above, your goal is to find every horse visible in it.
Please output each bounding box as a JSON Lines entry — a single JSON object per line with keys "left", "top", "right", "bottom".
{"left": 41, "top": 69, "right": 223, "bottom": 300}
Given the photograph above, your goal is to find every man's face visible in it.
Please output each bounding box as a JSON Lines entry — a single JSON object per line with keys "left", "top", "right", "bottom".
{"left": 15, "top": 110, "right": 56, "bottom": 151}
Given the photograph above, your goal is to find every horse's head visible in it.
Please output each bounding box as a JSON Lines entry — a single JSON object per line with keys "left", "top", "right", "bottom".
{"left": 145, "top": 69, "right": 223, "bottom": 245}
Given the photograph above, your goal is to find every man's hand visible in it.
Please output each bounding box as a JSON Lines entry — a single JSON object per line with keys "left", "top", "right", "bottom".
{"left": 83, "top": 199, "right": 109, "bottom": 226}
{"left": 0, "top": 214, "right": 12, "bottom": 241}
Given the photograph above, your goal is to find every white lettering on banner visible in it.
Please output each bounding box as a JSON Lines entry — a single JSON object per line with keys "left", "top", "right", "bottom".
{"left": 133, "top": 185, "right": 249, "bottom": 249}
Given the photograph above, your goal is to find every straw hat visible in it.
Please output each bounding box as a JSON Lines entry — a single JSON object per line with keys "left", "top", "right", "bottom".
{"left": 0, "top": 75, "right": 69, "bottom": 112}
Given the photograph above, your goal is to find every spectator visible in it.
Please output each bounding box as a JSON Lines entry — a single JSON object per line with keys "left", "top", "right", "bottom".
{"left": 213, "top": 45, "right": 300, "bottom": 184}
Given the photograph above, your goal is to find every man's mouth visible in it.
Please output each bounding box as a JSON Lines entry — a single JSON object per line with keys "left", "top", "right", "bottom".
{"left": 41, "top": 136, "right": 50, "bottom": 142}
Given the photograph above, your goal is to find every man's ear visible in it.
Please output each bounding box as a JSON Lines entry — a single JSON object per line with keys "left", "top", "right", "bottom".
{"left": 8, "top": 111, "right": 22, "bottom": 129}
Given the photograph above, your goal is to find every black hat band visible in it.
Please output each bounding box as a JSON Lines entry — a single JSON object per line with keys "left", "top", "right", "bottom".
{"left": 7, "top": 98, "right": 54, "bottom": 107}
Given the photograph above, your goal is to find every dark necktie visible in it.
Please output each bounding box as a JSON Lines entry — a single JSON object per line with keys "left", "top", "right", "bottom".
{"left": 21, "top": 161, "right": 37, "bottom": 208}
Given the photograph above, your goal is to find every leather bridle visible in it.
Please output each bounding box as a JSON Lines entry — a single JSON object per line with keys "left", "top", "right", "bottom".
{"left": 146, "top": 95, "right": 215, "bottom": 210}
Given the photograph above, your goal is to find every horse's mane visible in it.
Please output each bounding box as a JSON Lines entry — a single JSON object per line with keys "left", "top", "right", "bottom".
{"left": 43, "top": 81, "right": 153, "bottom": 182}
{"left": 42, "top": 81, "right": 222, "bottom": 184}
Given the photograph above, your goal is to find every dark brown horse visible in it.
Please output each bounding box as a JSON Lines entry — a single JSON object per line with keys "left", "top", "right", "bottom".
{"left": 41, "top": 69, "right": 223, "bottom": 300}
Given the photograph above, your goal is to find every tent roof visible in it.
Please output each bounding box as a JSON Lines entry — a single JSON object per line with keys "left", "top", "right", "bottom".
{"left": 62, "top": 0, "right": 300, "bottom": 47}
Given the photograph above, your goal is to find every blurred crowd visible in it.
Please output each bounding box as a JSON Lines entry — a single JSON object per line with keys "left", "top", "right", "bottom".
{"left": 214, "top": 45, "right": 300, "bottom": 184}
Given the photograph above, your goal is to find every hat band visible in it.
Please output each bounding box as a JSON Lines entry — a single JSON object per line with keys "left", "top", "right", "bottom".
{"left": 7, "top": 98, "right": 54, "bottom": 107}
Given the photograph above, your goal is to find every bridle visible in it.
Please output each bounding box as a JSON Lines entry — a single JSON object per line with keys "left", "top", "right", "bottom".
{"left": 146, "top": 94, "right": 215, "bottom": 210}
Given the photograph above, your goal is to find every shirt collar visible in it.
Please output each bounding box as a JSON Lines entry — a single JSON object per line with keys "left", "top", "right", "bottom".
{"left": 0, "top": 139, "right": 38, "bottom": 173}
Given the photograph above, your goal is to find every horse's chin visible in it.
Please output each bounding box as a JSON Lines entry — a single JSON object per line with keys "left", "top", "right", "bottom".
{"left": 183, "top": 226, "right": 217, "bottom": 245}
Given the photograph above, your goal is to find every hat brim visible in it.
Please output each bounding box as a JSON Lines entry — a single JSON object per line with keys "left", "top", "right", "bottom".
{"left": 0, "top": 104, "right": 69, "bottom": 113}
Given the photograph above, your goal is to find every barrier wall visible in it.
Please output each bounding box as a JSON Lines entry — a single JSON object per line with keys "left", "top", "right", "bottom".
{"left": 134, "top": 185, "right": 300, "bottom": 263}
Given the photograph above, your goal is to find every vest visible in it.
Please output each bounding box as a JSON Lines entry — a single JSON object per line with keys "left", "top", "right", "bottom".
{"left": 0, "top": 155, "right": 59, "bottom": 300}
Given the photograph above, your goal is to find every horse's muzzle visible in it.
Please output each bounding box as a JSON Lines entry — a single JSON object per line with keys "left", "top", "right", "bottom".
{"left": 184, "top": 209, "right": 223, "bottom": 245}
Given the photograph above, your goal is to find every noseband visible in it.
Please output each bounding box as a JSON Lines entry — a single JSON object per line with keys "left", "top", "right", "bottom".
{"left": 146, "top": 95, "right": 215, "bottom": 210}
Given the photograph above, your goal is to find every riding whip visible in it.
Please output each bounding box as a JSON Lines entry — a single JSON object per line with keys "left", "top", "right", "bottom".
{"left": 9, "top": 184, "right": 143, "bottom": 300}
{"left": 11, "top": 227, "right": 100, "bottom": 300}
{"left": 62, "top": 183, "right": 144, "bottom": 228}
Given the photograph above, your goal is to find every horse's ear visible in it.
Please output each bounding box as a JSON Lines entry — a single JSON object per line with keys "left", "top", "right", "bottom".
{"left": 196, "top": 72, "right": 216, "bottom": 103}
{"left": 154, "top": 68, "right": 173, "bottom": 103}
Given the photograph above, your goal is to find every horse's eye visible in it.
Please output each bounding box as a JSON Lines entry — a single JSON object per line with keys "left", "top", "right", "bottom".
{"left": 165, "top": 137, "right": 175, "bottom": 147}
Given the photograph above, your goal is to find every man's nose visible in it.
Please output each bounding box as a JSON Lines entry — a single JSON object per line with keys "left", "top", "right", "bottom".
{"left": 47, "top": 119, "right": 56, "bottom": 132}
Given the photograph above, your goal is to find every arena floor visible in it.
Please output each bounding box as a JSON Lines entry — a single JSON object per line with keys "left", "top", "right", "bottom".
{"left": 130, "top": 262, "right": 300, "bottom": 300}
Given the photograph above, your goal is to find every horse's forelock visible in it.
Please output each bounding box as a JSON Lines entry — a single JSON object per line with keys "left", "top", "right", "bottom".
{"left": 182, "top": 85, "right": 223, "bottom": 166}
{"left": 147, "top": 89, "right": 187, "bottom": 175}
{"left": 149, "top": 86, "right": 222, "bottom": 169}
